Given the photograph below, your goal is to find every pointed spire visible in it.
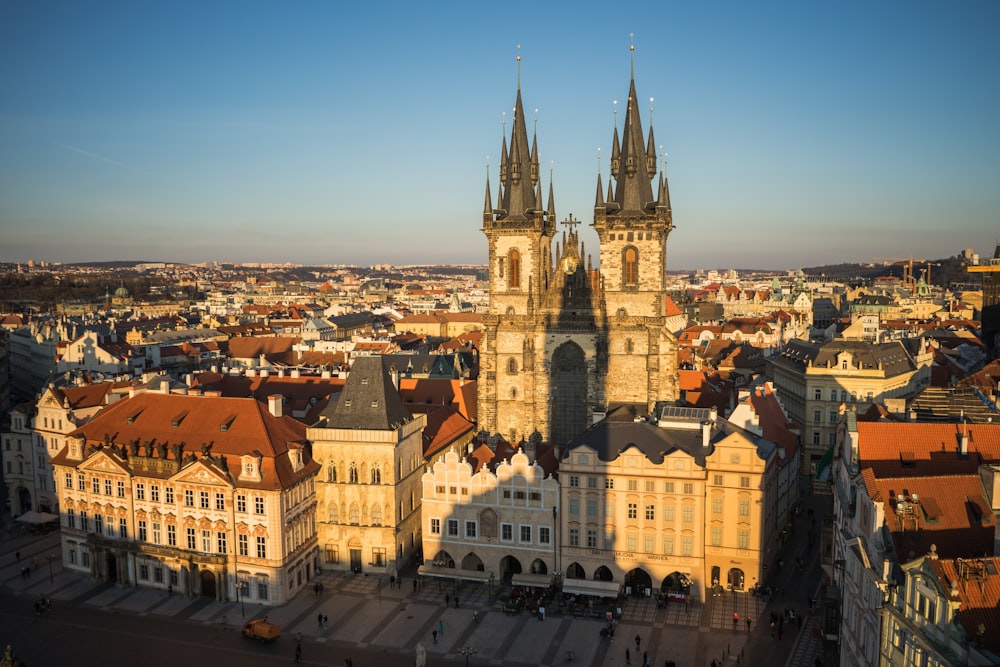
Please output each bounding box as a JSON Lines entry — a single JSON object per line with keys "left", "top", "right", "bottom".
{"left": 612, "top": 74, "right": 655, "bottom": 212}
{"left": 547, "top": 167, "right": 556, "bottom": 221}
{"left": 646, "top": 117, "right": 657, "bottom": 178}
{"left": 595, "top": 172, "right": 605, "bottom": 207}
{"left": 611, "top": 125, "right": 621, "bottom": 179}
{"left": 530, "top": 112, "right": 540, "bottom": 186}
{"left": 483, "top": 166, "right": 493, "bottom": 218}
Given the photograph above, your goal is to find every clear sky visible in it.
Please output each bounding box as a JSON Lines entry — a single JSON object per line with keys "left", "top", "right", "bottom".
{"left": 1, "top": 1, "right": 998, "bottom": 270}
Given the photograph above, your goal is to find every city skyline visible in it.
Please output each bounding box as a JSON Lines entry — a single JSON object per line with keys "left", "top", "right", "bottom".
{"left": 1, "top": 1, "right": 998, "bottom": 269}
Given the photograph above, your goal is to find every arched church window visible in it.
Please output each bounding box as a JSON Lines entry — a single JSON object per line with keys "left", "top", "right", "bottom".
{"left": 349, "top": 503, "right": 360, "bottom": 525}
{"left": 623, "top": 247, "right": 638, "bottom": 287}
{"left": 371, "top": 504, "right": 382, "bottom": 526}
{"left": 509, "top": 249, "right": 521, "bottom": 288}
{"left": 327, "top": 464, "right": 337, "bottom": 483}
{"left": 507, "top": 357, "right": 518, "bottom": 374}
{"left": 328, "top": 504, "right": 339, "bottom": 524}
{"left": 349, "top": 462, "right": 359, "bottom": 484}
{"left": 626, "top": 338, "right": 634, "bottom": 354}
{"left": 371, "top": 465, "right": 381, "bottom": 485}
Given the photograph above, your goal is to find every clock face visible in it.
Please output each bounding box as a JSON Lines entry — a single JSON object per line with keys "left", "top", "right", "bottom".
{"left": 562, "top": 257, "right": 579, "bottom": 275}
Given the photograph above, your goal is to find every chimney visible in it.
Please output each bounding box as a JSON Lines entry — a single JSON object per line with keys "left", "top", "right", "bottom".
{"left": 160, "top": 379, "right": 170, "bottom": 394}
{"left": 260, "top": 368, "right": 269, "bottom": 378}
{"left": 291, "top": 368, "right": 300, "bottom": 379}
{"left": 702, "top": 420, "right": 712, "bottom": 450}
{"left": 960, "top": 432, "right": 969, "bottom": 455}
{"left": 267, "top": 394, "right": 283, "bottom": 418}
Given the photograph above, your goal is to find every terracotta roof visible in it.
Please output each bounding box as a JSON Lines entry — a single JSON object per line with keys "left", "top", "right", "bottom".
{"left": 411, "top": 405, "right": 476, "bottom": 458}
{"left": 56, "top": 392, "right": 314, "bottom": 490}
{"left": 871, "top": 475, "right": 994, "bottom": 561}
{"left": 227, "top": 336, "right": 298, "bottom": 360}
{"left": 856, "top": 422, "right": 1000, "bottom": 477}
{"left": 930, "top": 557, "right": 1000, "bottom": 653}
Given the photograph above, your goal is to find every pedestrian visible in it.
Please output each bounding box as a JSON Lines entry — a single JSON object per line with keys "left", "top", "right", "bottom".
{"left": 746, "top": 616, "right": 752, "bottom": 632}
{"left": 413, "top": 578, "right": 418, "bottom": 593}
{"left": 733, "top": 612, "right": 739, "bottom": 628}
{"left": 643, "top": 650, "right": 649, "bottom": 666}
{"left": 294, "top": 642, "right": 302, "bottom": 663}
{"left": 432, "top": 629, "right": 438, "bottom": 644}
{"left": 625, "top": 648, "right": 631, "bottom": 666}
{"left": 770, "top": 621, "right": 776, "bottom": 637}
{"left": 318, "top": 613, "right": 324, "bottom": 628}
{"left": 445, "top": 593, "right": 450, "bottom": 606}
{"left": 635, "top": 634, "right": 641, "bottom": 651}
{"left": 438, "top": 619, "right": 444, "bottom": 635}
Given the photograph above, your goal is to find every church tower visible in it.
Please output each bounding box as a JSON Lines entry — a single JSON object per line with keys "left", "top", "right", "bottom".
{"left": 479, "top": 48, "right": 678, "bottom": 448}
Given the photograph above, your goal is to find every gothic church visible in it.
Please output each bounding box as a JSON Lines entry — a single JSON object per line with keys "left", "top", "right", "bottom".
{"left": 478, "top": 53, "right": 679, "bottom": 447}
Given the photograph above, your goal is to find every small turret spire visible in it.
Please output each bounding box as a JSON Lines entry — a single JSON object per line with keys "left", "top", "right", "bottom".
{"left": 547, "top": 163, "right": 556, "bottom": 220}
{"left": 484, "top": 163, "right": 493, "bottom": 217}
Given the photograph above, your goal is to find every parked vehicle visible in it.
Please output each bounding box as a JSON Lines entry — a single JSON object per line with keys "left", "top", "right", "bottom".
{"left": 242, "top": 618, "right": 281, "bottom": 642}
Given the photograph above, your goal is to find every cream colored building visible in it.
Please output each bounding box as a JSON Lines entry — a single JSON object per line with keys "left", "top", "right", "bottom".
{"left": 419, "top": 448, "right": 558, "bottom": 589}
{"left": 51, "top": 392, "right": 319, "bottom": 606}
{"left": 558, "top": 404, "right": 792, "bottom": 600}
{"left": 309, "top": 356, "right": 427, "bottom": 575}
{"left": 770, "top": 339, "right": 932, "bottom": 472}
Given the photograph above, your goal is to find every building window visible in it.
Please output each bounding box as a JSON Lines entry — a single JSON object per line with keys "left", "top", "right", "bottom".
{"left": 569, "top": 528, "right": 579, "bottom": 546}
{"left": 238, "top": 533, "right": 248, "bottom": 556}
{"left": 254, "top": 497, "right": 265, "bottom": 514}
{"left": 184, "top": 489, "right": 194, "bottom": 507}
{"left": 627, "top": 479, "right": 638, "bottom": 491}
{"left": 186, "top": 528, "right": 196, "bottom": 550}
{"left": 711, "top": 526, "right": 722, "bottom": 546}
{"left": 94, "top": 514, "right": 104, "bottom": 534}
{"left": 372, "top": 548, "right": 386, "bottom": 567}
{"left": 830, "top": 389, "right": 837, "bottom": 401}
{"left": 664, "top": 481, "right": 674, "bottom": 493}
{"left": 64, "top": 472, "right": 73, "bottom": 489}
{"left": 119, "top": 518, "right": 128, "bottom": 539}
{"left": 663, "top": 536, "right": 674, "bottom": 554}
{"left": 814, "top": 389, "right": 821, "bottom": 400}
{"left": 499, "top": 523, "right": 513, "bottom": 541}
{"left": 507, "top": 357, "right": 517, "bottom": 374}
{"left": 139, "top": 563, "right": 149, "bottom": 581}
{"left": 509, "top": 249, "right": 521, "bottom": 288}
{"left": 569, "top": 498, "right": 580, "bottom": 516}
{"left": 738, "top": 530, "right": 750, "bottom": 549}
{"left": 587, "top": 476, "right": 598, "bottom": 489}
{"left": 237, "top": 494, "right": 246, "bottom": 513}
{"left": 813, "top": 432, "right": 820, "bottom": 445}
{"left": 712, "top": 498, "right": 723, "bottom": 514}
{"left": 167, "top": 525, "right": 176, "bottom": 547}
{"left": 154, "top": 566, "right": 163, "bottom": 583}
{"left": 520, "top": 525, "right": 531, "bottom": 543}
{"left": 623, "top": 247, "right": 638, "bottom": 286}
{"left": 587, "top": 530, "right": 598, "bottom": 548}
{"left": 682, "top": 506, "right": 694, "bottom": 523}
{"left": 78, "top": 473, "right": 85, "bottom": 491}
{"left": 645, "top": 504, "right": 655, "bottom": 521}
{"left": 587, "top": 499, "right": 598, "bottom": 517}
{"left": 257, "top": 580, "right": 269, "bottom": 600}
{"left": 138, "top": 520, "right": 147, "bottom": 541}
{"left": 739, "top": 499, "right": 750, "bottom": 517}
{"left": 200, "top": 491, "right": 209, "bottom": 510}
{"left": 605, "top": 478, "right": 614, "bottom": 489}
{"left": 217, "top": 532, "right": 227, "bottom": 554}
{"left": 349, "top": 463, "right": 359, "bottom": 484}
{"left": 134, "top": 482, "right": 144, "bottom": 500}
{"left": 447, "top": 519, "right": 459, "bottom": 537}
{"left": 149, "top": 484, "right": 158, "bottom": 502}
{"left": 539, "top": 527, "right": 550, "bottom": 545}
{"left": 682, "top": 537, "right": 693, "bottom": 556}
{"left": 627, "top": 503, "right": 638, "bottom": 519}
{"left": 569, "top": 475, "right": 580, "bottom": 487}
{"left": 215, "top": 493, "right": 225, "bottom": 511}
{"left": 66, "top": 509, "right": 76, "bottom": 529}
{"left": 813, "top": 409, "right": 821, "bottom": 424}
{"left": 104, "top": 479, "right": 112, "bottom": 496}
{"left": 465, "top": 521, "right": 477, "bottom": 539}
{"left": 92, "top": 477, "right": 100, "bottom": 493}
{"left": 325, "top": 544, "right": 339, "bottom": 563}
{"left": 713, "top": 474, "right": 724, "bottom": 486}
{"left": 740, "top": 476, "right": 751, "bottom": 488}
{"left": 664, "top": 505, "right": 674, "bottom": 522}
{"left": 683, "top": 483, "right": 694, "bottom": 495}
{"left": 153, "top": 523, "right": 161, "bottom": 544}
{"left": 430, "top": 518, "right": 441, "bottom": 535}
{"left": 80, "top": 511, "right": 89, "bottom": 531}
{"left": 644, "top": 534, "right": 654, "bottom": 554}
{"left": 165, "top": 486, "right": 174, "bottom": 504}
{"left": 626, "top": 533, "right": 637, "bottom": 552}
{"left": 371, "top": 465, "right": 381, "bottom": 485}
{"left": 256, "top": 536, "right": 267, "bottom": 559}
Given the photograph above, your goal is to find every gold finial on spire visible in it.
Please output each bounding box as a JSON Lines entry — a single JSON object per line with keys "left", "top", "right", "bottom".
{"left": 649, "top": 97, "right": 654, "bottom": 126}
{"left": 516, "top": 44, "right": 521, "bottom": 90}
{"left": 534, "top": 108, "right": 539, "bottom": 133}
{"left": 613, "top": 99, "right": 618, "bottom": 129}
{"left": 629, "top": 33, "right": 635, "bottom": 79}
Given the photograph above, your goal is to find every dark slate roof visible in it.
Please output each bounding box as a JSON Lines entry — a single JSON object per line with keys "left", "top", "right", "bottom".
{"left": 776, "top": 339, "right": 916, "bottom": 376}
{"left": 324, "top": 355, "right": 413, "bottom": 430}
{"left": 329, "top": 311, "right": 376, "bottom": 329}
{"left": 562, "top": 404, "right": 712, "bottom": 466}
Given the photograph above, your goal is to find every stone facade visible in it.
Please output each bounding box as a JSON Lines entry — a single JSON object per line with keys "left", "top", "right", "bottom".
{"left": 478, "top": 71, "right": 678, "bottom": 447}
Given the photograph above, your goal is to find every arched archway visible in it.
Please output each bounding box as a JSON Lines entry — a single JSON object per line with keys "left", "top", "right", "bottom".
{"left": 529, "top": 559, "right": 547, "bottom": 575}
{"left": 499, "top": 555, "right": 522, "bottom": 584}
{"left": 550, "top": 342, "right": 587, "bottom": 446}
{"left": 200, "top": 568, "right": 216, "bottom": 598}
{"left": 593, "top": 565, "right": 614, "bottom": 582}
{"left": 461, "top": 552, "right": 484, "bottom": 572}
{"left": 727, "top": 568, "right": 745, "bottom": 590}
{"left": 432, "top": 550, "right": 455, "bottom": 568}
{"left": 566, "top": 562, "right": 585, "bottom": 580}
{"left": 660, "top": 571, "right": 692, "bottom": 598}
{"left": 624, "top": 568, "right": 652, "bottom": 596}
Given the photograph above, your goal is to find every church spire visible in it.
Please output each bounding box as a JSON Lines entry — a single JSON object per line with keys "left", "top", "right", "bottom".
{"left": 483, "top": 166, "right": 493, "bottom": 222}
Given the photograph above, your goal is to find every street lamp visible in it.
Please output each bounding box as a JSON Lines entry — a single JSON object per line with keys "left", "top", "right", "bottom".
{"left": 457, "top": 644, "right": 478, "bottom": 667}
{"left": 237, "top": 579, "right": 248, "bottom": 616}
{"left": 48, "top": 554, "right": 55, "bottom": 583}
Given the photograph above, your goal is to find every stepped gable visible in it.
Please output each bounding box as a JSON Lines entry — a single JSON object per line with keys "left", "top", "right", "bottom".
{"left": 326, "top": 355, "right": 413, "bottom": 430}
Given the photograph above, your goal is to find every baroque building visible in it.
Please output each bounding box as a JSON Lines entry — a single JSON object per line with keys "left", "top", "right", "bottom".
{"left": 477, "top": 55, "right": 678, "bottom": 447}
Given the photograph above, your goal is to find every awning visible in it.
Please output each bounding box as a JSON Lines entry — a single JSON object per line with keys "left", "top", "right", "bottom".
{"left": 16, "top": 511, "right": 59, "bottom": 524}
{"left": 560, "top": 579, "right": 622, "bottom": 598}
{"left": 418, "top": 564, "right": 492, "bottom": 583}
{"left": 511, "top": 573, "right": 553, "bottom": 588}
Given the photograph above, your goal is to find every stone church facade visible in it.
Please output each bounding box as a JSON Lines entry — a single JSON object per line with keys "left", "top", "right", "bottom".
{"left": 478, "top": 60, "right": 679, "bottom": 447}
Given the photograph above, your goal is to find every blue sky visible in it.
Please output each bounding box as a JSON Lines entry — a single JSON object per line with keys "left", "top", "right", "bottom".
{"left": 1, "top": 1, "right": 998, "bottom": 270}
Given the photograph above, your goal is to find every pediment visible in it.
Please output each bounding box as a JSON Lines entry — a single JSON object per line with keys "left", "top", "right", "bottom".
{"left": 79, "top": 450, "right": 130, "bottom": 474}
{"left": 170, "top": 460, "right": 231, "bottom": 487}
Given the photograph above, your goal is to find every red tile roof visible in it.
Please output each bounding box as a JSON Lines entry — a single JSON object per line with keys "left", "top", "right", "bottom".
{"left": 856, "top": 422, "right": 1000, "bottom": 477}
{"left": 930, "top": 557, "right": 1000, "bottom": 653}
